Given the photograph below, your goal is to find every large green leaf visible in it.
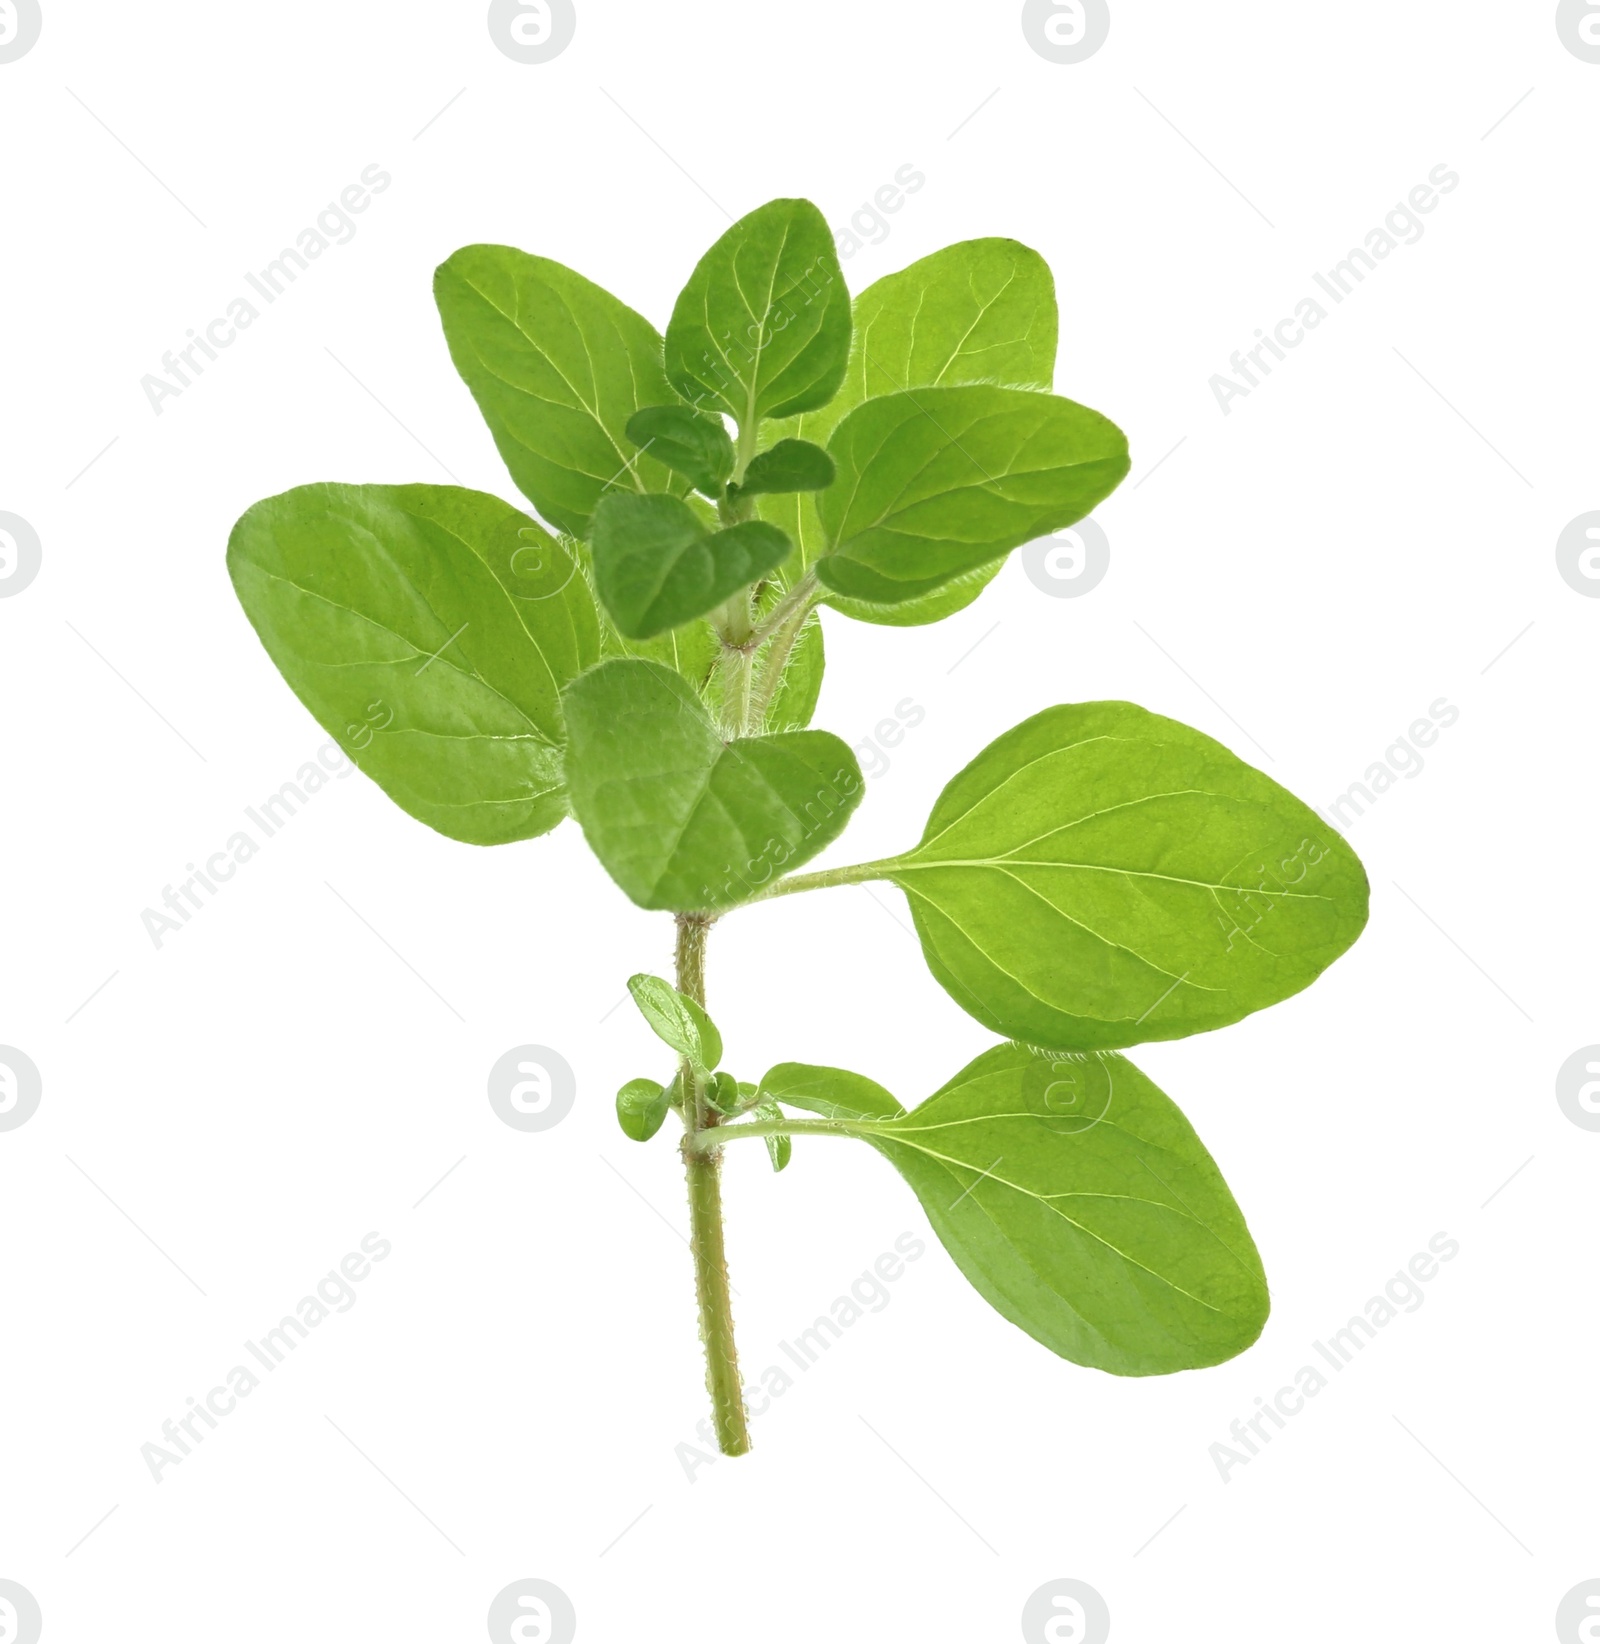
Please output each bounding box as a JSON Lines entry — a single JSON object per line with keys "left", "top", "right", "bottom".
{"left": 872, "top": 701, "right": 1369, "bottom": 1049}
{"left": 664, "top": 199, "right": 851, "bottom": 427}
{"left": 807, "top": 237, "right": 1058, "bottom": 451}
{"left": 434, "top": 246, "right": 678, "bottom": 538}
{"left": 813, "top": 386, "right": 1129, "bottom": 605}
{"left": 561, "top": 659, "right": 862, "bottom": 911}
{"left": 759, "top": 237, "right": 1059, "bottom": 591}
{"left": 227, "top": 483, "right": 599, "bottom": 845}
{"left": 590, "top": 493, "right": 791, "bottom": 639}
{"left": 862, "top": 1043, "right": 1268, "bottom": 1375}
{"left": 826, "top": 558, "right": 1005, "bottom": 627}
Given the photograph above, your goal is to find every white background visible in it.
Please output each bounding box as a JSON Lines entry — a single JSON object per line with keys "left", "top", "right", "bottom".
{"left": 2, "top": 3, "right": 1597, "bottom": 1639}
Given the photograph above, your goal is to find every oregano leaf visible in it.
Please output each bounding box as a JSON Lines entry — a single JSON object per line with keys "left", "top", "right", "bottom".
{"left": 665, "top": 198, "right": 851, "bottom": 426}
{"left": 706, "top": 1071, "right": 744, "bottom": 1116}
{"left": 777, "top": 237, "right": 1059, "bottom": 458}
{"left": 625, "top": 405, "right": 736, "bottom": 497}
{"left": 861, "top": 1043, "right": 1269, "bottom": 1374}
{"left": 227, "top": 483, "right": 599, "bottom": 845}
{"left": 616, "top": 1077, "right": 673, "bottom": 1141}
{"left": 751, "top": 1098, "right": 791, "bottom": 1171}
{"left": 435, "top": 245, "right": 678, "bottom": 538}
{"left": 733, "top": 439, "right": 836, "bottom": 497}
{"left": 562, "top": 659, "right": 863, "bottom": 911}
{"left": 814, "top": 385, "right": 1130, "bottom": 606}
{"left": 590, "top": 492, "right": 791, "bottom": 640}
{"left": 825, "top": 559, "right": 1005, "bottom": 628}
{"left": 876, "top": 701, "right": 1369, "bottom": 1049}
{"left": 627, "top": 974, "right": 723, "bottom": 1072}
{"left": 759, "top": 1062, "right": 905, "bottom": 1122}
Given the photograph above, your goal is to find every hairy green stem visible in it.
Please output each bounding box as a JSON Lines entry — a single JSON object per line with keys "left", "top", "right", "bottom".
{"left": 749, "top": 567, "right": 819, "bottom": 650}
{"left": 748, "top": 858, "right": 895, "bottom": 904}
{"left": 734, "top": 405, "right": 760, "bottom": 483}
{"left": 746, "top": 574, "right": 821, "bottom": 727}
{"left": 675, "top": 913, "right": 751, "bottom": 1457}
{"left": 687, "top": 1117, "right": 869, "bottom": 1151}
{"left": 713, "top": 589, "right": 754, "bottom": 643}
{"left": 713, "top": 640, "right": 755, "bottom": 737}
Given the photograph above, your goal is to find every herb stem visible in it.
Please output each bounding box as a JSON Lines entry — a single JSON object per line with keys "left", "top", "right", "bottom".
{"left": 734, "top": 403, "right": 760, "bottom": 483}
{"left": 687, "top": 1116, "right": 869, "bottom": 1151}
{"left": 746, "top": 571, "right": 821, "bottom": 727}
{"left": 748, "top": 567, "right": 819, "bottom": 650}
{"left": 675, "top": 912, "right": 751, "bottom": 1457}
{"left": 747, "top": 858, "right": 895, "bottom": 903}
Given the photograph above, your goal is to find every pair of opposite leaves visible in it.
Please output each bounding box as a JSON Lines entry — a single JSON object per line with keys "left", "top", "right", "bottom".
{"left": 227, "top": 468, "right": 1365, "bottom": 1053}
{"left": 617, "top": 971, "right": 1274, "bottom": 1375}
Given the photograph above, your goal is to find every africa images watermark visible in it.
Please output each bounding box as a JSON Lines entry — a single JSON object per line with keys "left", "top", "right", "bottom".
{"left": 1316, "top": 697, "right": 1460, "bottom": 832}
{"left": 141, "top": 1232, "right": 392, "bottom": 1483}
{"left": 832, "top": 164, "right": 925, "bottom": 262}
{"left": 140, "top": 735, "right": 363, "bottom": 948}
{"left": 0, "top": 511, "right": 42, "bottom": 599}
{"left": 1208, "top": 1232, "right": 1459, "bottom": 1483}
{"left": 853, "top": 697, "right": 926, "bottom": 781}
{"left": 140, "top": 164, "right": 393, "bottom": 416}
{"left": 1209, "top": 164, "right": 1460, "bottom": 416}
{"left": 488, "top": 0, "right": 576, "bottom": 63}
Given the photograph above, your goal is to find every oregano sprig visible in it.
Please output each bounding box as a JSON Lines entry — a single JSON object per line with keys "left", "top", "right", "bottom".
{"left": 226, "top": 199, "right": 1370, "bottom": 1458}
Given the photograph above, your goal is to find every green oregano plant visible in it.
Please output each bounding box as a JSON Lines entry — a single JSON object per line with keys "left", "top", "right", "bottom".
{"left": 227, "top": 198, "right": 1369, "bottom": 1457}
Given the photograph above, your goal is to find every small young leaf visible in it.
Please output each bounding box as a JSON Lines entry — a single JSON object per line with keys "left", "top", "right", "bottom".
{"left": 626, "top": 405, "right": 735, "bottom": 497}
{"left": 862, "top": 1043, "right": 1269, "bottom": 1374}
{"left": 877, "top": 701, "right": 1370, "bottom": 1049}
{"left": 591, "top": 493, "right": 791, "bottom": 640}
{"left": 814, "top": 386, "right": 1129, "bottom": 606}
{"left": 227, "top": 483, "right": 599, "bottom": 845}
{"left": 627, "top": 974, "right": 723, "bottom": 1071}
{"left": 562, "top": 660, "right": 863, "bottom": 911}
{"left": 705, "top": 1071, "right": 744, "bottom": 1116}
{"left": 758, "top": 1062, "right": 906, "bottom": 1122}
{"left": 733, "top": 440, "right": 836, "bottom": 498}
{"left": 751, "top": 1098, "right": 791, "bottom": 1172}
{"left": 616, "top": 1077, "right": 672, "bottom": 1142}
{"left": 434, "top": 246, "right": 680, "bottom": 538}
{"left": 665, "top": 198, "right": 851, "bottom": 425}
